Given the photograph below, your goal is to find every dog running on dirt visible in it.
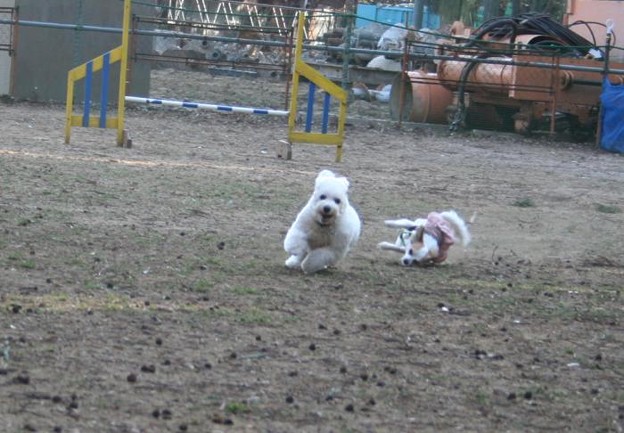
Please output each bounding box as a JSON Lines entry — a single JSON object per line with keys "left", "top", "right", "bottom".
{"left": 284, "top": 169, "right": 361, "bottom": 274}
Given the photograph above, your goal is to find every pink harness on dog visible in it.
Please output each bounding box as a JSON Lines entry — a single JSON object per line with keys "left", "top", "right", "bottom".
{"left": 423, "top": 212, "right": 456, "bottom": 263}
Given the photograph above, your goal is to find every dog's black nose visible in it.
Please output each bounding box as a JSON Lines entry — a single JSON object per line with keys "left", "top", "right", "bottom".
{"left": 323, "top": 205, "right": 331, "bottom": 214}
{"left": 402, "top": 258, "right": 411, "bottom": 266}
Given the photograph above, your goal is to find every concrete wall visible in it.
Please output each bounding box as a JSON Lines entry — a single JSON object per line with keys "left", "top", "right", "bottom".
{"left": 565, "top": 0, "right": 624, "bottom": 63}
{"left": 13, "top": 0, "right": 152, "bottom": 102}
{"left": 0, "top": 0, "right": 15, "bottom": 95}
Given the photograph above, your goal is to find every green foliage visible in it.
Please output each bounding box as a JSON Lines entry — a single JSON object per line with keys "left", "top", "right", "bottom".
{"left": 190, "top": 278, "right": 213, "bottom": 294}
{"left": 595, "top": 203, "right": 621, "bottom": 214}
{"left": 512, "top": 197, "right": 535, "bottom": 208}
{"left": 238, "top": 308, "right": 272, "bottom": 325}
{"left": 225, "top": 401, "right": 250, "bottom": 414}
{"left": 231, "top": 286, "right": 258, "bottom": 295}
{"left": 7, "top": 253, "right": 36, "bottom": 269}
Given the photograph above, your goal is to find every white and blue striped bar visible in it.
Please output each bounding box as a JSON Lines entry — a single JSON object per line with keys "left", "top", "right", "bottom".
{"left": 125, "top": 96, "right": 289, "bottom": 116}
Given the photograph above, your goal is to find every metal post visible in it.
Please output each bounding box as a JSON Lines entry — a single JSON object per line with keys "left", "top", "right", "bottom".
{"left": 284, "top": 25, "right": 294, "bottom": 111}
{"left": 341, "top": 12, "right": 352, "bottom": 91}
{"left": 73, "top": 0, "right": 83, "bottom": 67}
{"left": 9, "top": 6, "right": 18, "bottom": 96}
{"left": 550, "top": 55, "right": 560, "bottom": 135}
{"left": 413, "top": 0, "right": 424, "bottom": 29}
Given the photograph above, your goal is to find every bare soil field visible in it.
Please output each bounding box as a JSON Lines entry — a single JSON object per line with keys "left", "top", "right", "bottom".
{"left": 1, "top": 69, "right": 624, "bottom": 433}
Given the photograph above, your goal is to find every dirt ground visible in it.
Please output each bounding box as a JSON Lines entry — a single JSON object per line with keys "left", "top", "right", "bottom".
{"left": 1, "top": 69, "right": 624, "bottom": 433}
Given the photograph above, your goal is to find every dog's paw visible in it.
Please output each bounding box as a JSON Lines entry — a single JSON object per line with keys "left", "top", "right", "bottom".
{"left": 301, "top": 249, "right": 336, "bottom": 274}
{"left": 285, "top": 255, "right": 302, "bottom": 269}
{"left": 378, "top": 241, "right": 405, "bottom": 253}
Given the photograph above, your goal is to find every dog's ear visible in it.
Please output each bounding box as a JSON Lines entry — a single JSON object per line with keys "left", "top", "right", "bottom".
{"left": 414, "top": 225, "right": 425, "bottom": 242}
{"left": 315, "top": 170, "right": 337, "bottom": 188}
{"left": 316, "top": 169, "right": 335, "bottom": 181}
{"left": 315, "top": 171, "right": 350, "bottom": 192}
{"left": 337, "top": 176, "right": 350, "bottom": 190}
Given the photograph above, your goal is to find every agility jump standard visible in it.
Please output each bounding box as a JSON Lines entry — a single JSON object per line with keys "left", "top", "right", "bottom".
{"left": 64, "top": 0, "right": 348, "bottom": 162}
{"left": 64, "top": 0, "right": 131, "bottom": 147}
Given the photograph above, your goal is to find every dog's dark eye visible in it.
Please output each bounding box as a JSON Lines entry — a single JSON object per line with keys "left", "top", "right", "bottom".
{"left": 319, "top": 194, "right": 326, "bottom": 200}
{"left": 408, "top": 249, "right": 413, "bottom": 255}
{"left": 334, "top": 198, "right": 341, "bottom": 204}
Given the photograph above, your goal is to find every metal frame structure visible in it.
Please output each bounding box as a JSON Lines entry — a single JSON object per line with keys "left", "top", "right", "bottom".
{"left": 392, "top": 32, "right": 624, "bottom": 137}
{"left": 155, "top": 0, "right": 320, "bottom": 38}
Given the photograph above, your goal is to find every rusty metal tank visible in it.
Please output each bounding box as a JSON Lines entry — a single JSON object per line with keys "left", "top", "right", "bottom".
{"left": 436, "top": 56, "right": 514, "bottom": 95}
{"left": 389, "top": 71, "right": 454, "bottom": 123}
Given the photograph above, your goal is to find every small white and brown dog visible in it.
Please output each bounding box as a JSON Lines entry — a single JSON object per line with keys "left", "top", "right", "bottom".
{"left": 378, "top": 210, "right": 471, "bottom": 266}
{"left": 284, "top": 170, "right": 361, "bottom": 274}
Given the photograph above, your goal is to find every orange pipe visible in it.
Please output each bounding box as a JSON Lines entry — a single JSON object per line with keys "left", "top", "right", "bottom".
{"left": 389, "top": 71, "right": 454, "bottom": 124}
{"left": 437, "top": 57, "right": 514, "bottom": 95}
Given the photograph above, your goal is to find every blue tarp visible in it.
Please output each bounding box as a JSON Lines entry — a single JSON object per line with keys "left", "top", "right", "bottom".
{"left": 600, "top": 78, "right": 624, "bottom": 153}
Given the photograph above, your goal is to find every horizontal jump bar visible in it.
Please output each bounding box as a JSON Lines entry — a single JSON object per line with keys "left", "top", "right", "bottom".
{"left": 125, "top": 96, "right": 289, "bottom": 116}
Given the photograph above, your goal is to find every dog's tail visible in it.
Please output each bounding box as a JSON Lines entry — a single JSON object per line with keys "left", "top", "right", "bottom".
{"left": 384, "top": 218, "right": 425, "bottom": 231}
{"left": 440, "top": 210, "right": 471, "bottom": 247}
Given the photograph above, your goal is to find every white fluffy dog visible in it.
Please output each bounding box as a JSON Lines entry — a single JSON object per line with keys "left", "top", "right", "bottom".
{"left": 378, "top": 210, "right": 471, "bottom": 266}
{"left": 284, "top": 170, "right": 361, "bottom": 273}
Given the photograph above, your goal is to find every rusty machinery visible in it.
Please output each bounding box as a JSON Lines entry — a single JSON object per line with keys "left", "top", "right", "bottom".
{"left": 390, "top": 13, "right": 624, "bottom": 137}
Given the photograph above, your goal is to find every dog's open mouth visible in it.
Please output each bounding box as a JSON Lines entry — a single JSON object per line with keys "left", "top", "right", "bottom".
{"left": 318, "top": 214, "right": 334, "bottom": 225}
